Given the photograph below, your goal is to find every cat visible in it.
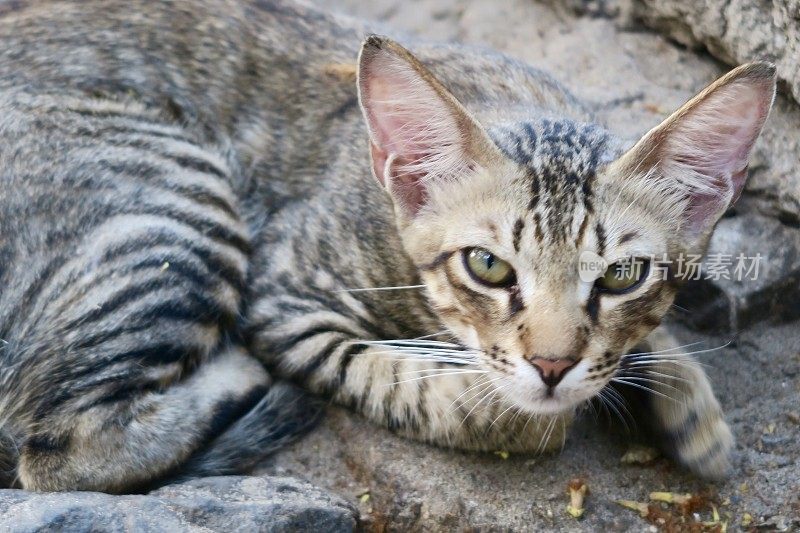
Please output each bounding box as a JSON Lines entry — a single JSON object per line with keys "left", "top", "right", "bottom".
{"left": 0, "top": 0, "right": 775, "bottom": 493}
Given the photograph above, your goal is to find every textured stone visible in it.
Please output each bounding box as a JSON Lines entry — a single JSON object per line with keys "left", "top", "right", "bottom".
{"left": 674, "top": 211, "right": 800, "bottom": 333}
{"left": 620, "top": 0, "right": 800, "bottom": 225}
{"left": 0, "top": 476, "right": 357, "bottom": 532}
{"left": 628, "top": 0, "right": 800, "bottom": 106}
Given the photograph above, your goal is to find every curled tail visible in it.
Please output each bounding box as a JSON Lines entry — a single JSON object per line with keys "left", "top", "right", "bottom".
{"left": 0, "top": 428, "right": 19, "bottom": 488}
{"left": 172, "top": 381, "right": 324, "bottom": 481}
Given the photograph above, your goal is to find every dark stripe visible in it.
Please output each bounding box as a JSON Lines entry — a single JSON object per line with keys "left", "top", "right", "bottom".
{"left": 89, "top": 139, "right": 238, "bottom": 218}
{"left": 7, "top": 254, "right": 67, "bottom": 333}
{"left": 508, "top": 285, "right": 525, "bottom": 316}
{"left": 200, "top": 385, "right": 270, "bottom": 443}
{"left": 576, "top": 214, "right": 589, "bottom": 247}
{"left": 163, "top": 184, "right": 239, "bottom": 220}
{"left": 75, "top": 124, "right": 194, "bottom": 144}
{"left": 264, "top": 325, "right": 358, "bottom": 360}
{"left": 336, "top": 343, "right": 370, "bottom": 392}
{"left": 78, "top": 379, "right": 166, "bottom": 411}
{"left": 66, "top": 107, "right": 162, "bottom": 124}
{"left": 682, "top": 434, "right": 726, "bottom": 468}
{"left": 107, "top": 341, "right": 198, "bottom": 367}
{"left": 585, "top": 286, "right": 600, "bottom": 323}
{"left": 139, "top": 204, "right": 250, "bottom": 255}
{"left": 59, "top": 257, "right": 222, "bottom": 335}
{"left": 168, "top": 155, "right": 227, "bottom": 179}
{"left": 582, "top": 178, "right": 594, "bottom": 214}
{"left": 419, "top": 250, "right": 456, "bottom": 272}
{"left": 61, "top": 277, "right": 209, "bottom": 330}
{"left": 529, "top": 172, "right": 541, "bottom": 211}
{"left": 512, "top": 218, "right": 525, "bottom": 253}
{"left": 23, "top": 434, "right": 70, "bottom": 455}
{"left": 618, "top": 231, "right": 638, "bottom": 246}
{"left": 99, "top": 230, "right": 245, "bottom": 293}
{"left": 533, "top": 213, "right": 544, "bottom": 242}
{"left": 663, "top": 407, "right": 699, "bottom": 445}
{"left": 595, "top": 222, "right": 606, "bottom": 258}
{"left": 295, "top": 335, "right": 348, "bottom": 384}
{"left": 443, "top": 263, "right": 496, "bottom": 312}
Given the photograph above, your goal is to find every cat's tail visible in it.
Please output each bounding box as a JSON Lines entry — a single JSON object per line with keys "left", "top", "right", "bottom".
{"left": 171, "top": 381, "right": 324, "bottom": 482}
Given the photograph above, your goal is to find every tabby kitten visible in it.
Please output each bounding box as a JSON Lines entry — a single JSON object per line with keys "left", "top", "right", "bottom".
{"left": 0, "top": 0, "right": 774, "bottom": 492}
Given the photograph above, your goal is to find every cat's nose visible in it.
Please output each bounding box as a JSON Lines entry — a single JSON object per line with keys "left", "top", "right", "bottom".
{"left": 528, "top": 357, "right": 579, "bottom": 388}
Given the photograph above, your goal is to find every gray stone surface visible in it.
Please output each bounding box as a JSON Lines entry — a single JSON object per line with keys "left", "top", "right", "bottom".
{"left": 0, "top": 476, "right": 357, "bottom": 532}
{"left": 674, "top": 209, "right": 800, "bottom": 333}
{"left": 627, "top": 0, "right": 800, "bottom": 107}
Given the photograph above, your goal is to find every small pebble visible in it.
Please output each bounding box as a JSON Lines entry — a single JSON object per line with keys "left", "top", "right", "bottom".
{"left": 620, "top": 445, "right": 660, "bottom": 465}
{"left": 760, "top": 434, "right": 791, "bottom": 448}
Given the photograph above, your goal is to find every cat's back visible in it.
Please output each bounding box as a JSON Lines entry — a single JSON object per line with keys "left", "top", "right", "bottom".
{"left": 0, "top": 0, "right": 589, "bottom": 151}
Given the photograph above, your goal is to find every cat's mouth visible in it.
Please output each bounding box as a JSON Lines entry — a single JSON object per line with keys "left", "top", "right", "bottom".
{"left": 502, "top": 358, "right": 604, "bottom": 415}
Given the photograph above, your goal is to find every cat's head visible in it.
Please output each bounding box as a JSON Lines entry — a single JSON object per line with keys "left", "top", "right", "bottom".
{"left": 357, "top": 36, "right": 776, "bottom": 414}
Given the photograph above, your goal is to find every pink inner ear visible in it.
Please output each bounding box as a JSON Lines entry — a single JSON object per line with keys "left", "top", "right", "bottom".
{"left": 661, "top": 79, "right": 772, "bottom": 237}
{"left": 370, "top": 142, "right": 428, "bottom": 214}
{"left": 387, "top": 155, "right": 428, "bottom": 215}
{"left": 359, "top": 48, "right": 473, "bottom": 217}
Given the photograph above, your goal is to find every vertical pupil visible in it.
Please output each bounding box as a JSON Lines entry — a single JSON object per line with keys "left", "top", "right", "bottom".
{"left": 485, "top": 253, "right": 494, "bottom": 269}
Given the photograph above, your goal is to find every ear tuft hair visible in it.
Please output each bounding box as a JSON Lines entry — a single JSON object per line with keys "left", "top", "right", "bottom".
{"left": 615, "top": 61, "right": 776, "bottom": 241}
{"left": 357, "top": 35, "right": 491, "bottom": 218}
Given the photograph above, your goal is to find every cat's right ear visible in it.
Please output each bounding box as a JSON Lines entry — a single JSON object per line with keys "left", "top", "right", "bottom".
{"left": 357, "top": 35, "right": 493, "bottom": 219}
{"left": 610, "top": 62, "right": 776, "bottom": 245}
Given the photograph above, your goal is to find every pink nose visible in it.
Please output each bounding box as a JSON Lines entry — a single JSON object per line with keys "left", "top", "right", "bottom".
{"left": 528, "top": 357, "right": 579, "bottom": 389}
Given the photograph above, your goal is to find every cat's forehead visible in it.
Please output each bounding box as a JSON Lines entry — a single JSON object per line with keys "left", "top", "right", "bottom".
{"left": 487, "top": 119, "right": 619, "bottom": 244}
{"left": 489, "top": 118, "right": 615, "bottom": 192}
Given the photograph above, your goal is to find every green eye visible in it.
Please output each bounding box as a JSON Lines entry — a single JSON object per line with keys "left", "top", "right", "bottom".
{"left": 463, "top": 248, "right": 516, "bottom": 287}
{"left": 596, "top": 258, "right": 650, "bottom": 293}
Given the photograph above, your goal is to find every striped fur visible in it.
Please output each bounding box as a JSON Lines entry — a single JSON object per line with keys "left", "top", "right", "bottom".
{"left": 0, "top": 0, "right": 774, "bottom": 491}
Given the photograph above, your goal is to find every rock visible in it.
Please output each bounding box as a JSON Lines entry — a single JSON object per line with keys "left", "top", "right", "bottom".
{"left": 625, "top": 0, "right": 800, "bottom": 106}
{"left": 0, "top": 476, "right": 357, "bottom": 532}
{"left": 620, "top": 445, "right": 660, "bottom": 465}
{"left": 673, "top": 211, "right": 800, "bottom": 333}
{"left": 620, "top": 0, "right": 800, "bottom": 226}
{"left": 760, "top": 434, "right": 792, "bottom": 450}
{"left": 550, "top": 0, "right": 800, "bottom": 227}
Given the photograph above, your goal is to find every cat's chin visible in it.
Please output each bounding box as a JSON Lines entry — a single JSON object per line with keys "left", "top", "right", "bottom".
{"left": 508, "top": 390, "right": 586, "bottom": 416}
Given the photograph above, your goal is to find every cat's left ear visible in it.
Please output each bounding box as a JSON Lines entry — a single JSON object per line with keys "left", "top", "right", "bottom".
{"left": 357, "top": 35, "right": 496, "bottom": 219}
{"left": 613, "top": 62, "right": 776, "bottom": 243}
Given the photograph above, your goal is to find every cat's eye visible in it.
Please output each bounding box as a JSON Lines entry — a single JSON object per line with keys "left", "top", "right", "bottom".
{"left": 595, "top": 258, "right": 650, "bottom": 294}
{"left": 463, "top": 248, "right": 516, "bottom": 287}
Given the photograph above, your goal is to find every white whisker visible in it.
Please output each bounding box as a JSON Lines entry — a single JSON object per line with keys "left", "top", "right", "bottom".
{"left": 489, "top": 402, "right": 518, "bottom": 429}
{"left": 622, "top": 368, "right": 692, "bottom": 385}
{"left": 448, "top": 375, "right": 503, "bottom": 414}
{"left": 613, "top": 375, "right": 684, "bottom": 394}
{"left": 611, "top": 377, "right": 682, "bottom": 404}
{"left": 385, "top": 369, "right": 488, "bottom": 387}
{"left": 333, "top": 284, "right": 426, "bottom": 293}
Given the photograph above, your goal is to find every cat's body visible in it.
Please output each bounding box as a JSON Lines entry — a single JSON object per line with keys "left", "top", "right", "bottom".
{"left": 0, "top": 0, "right": 774, "bottom": 492}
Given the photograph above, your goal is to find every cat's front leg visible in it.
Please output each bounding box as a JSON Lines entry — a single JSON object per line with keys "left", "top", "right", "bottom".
{"left": 331, "top": 344, "right": 573, "bottom": 453}
{"left": 254, "top": 324, "right": 569, "bottom": 453}
{"left": 624, "top": 327, "right": 733, "bottom": 478}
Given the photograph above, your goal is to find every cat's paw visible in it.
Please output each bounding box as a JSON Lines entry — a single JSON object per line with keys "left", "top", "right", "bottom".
{"left": 668, "top": 407, "right": 734, "bottom": 479}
